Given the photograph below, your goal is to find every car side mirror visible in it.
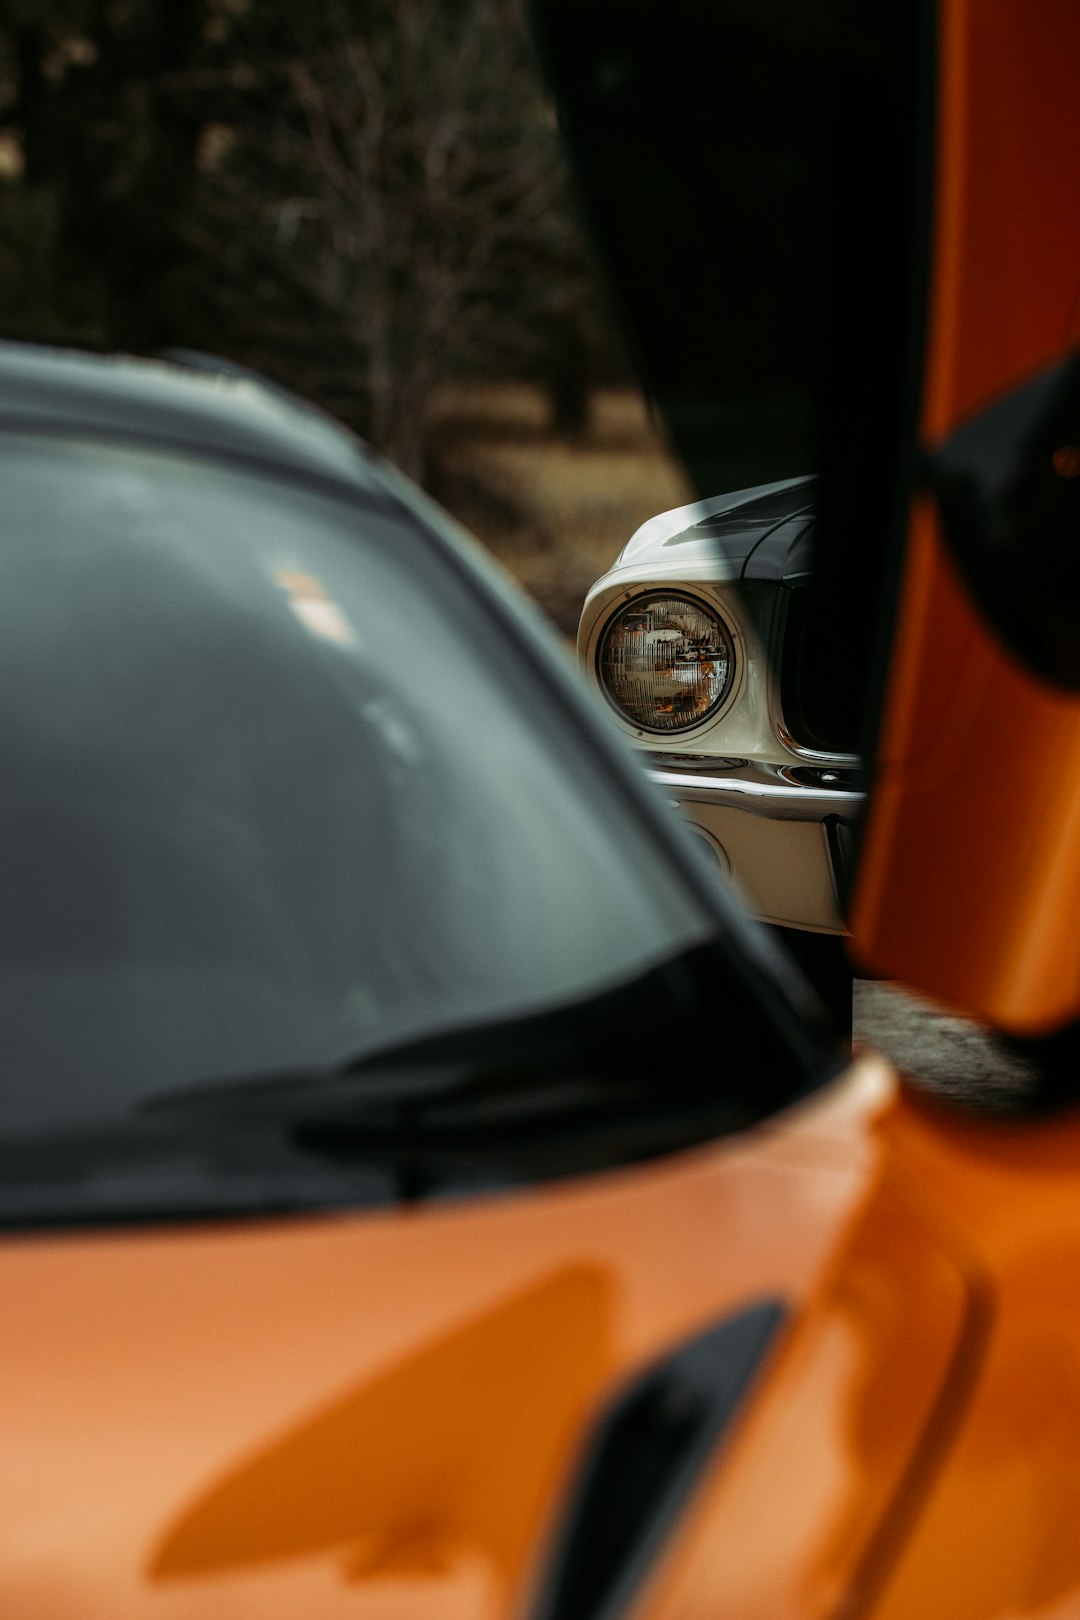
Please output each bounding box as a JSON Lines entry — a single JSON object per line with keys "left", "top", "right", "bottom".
{"left": 930, "top": 352, "right": 1080, "bottom": 691}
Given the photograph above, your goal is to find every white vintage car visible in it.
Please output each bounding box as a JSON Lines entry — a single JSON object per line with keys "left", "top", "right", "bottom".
{"left": 577, "top": 475, "right": 865, "bottom": 1021}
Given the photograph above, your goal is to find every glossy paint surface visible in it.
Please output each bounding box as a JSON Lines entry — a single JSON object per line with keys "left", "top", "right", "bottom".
{"left": 850, "top": 0, "right": 1080, "bottom": 1030}
{"left": 619, "top": 1087, "right": 1080, "bottom": 1620}
{"left": 609, "top": 1104, "right": 975, "bottom": 1620}
{"left": 13, "top": 1040, "right": 1080, "bottom": 1620}
{"left": 0, "top": 1061, "right": 887, "bottom": 1620}
{"left": 872, "top": 1095, "right": 1080, "bottom": 1620}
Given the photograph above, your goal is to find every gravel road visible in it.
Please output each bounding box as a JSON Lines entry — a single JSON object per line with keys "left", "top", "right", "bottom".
{"left": 853, "top": 980, "right": 1037, "bottom": 1109}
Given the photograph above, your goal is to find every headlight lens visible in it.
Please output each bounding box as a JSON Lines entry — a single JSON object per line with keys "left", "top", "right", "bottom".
{"left": 597, "top": 594, "right": 735, "bottom": 733}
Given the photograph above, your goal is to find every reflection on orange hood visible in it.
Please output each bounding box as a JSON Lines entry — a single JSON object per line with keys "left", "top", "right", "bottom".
{"left": 152, "top": 1265, "right": 615, "bottom": 1583}
{"left": 0, "top": 1059, "right": 892, "bottom": 1620}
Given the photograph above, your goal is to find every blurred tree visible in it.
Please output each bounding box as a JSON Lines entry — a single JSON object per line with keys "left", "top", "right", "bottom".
{"left": 0, "top": 0, "right": 227, "bottom": 349}
{"left": 207, "top": 0, "right": 607, "bottom": 476}
{"left": 0, "top": 0, "right": 619, "bottom": 478}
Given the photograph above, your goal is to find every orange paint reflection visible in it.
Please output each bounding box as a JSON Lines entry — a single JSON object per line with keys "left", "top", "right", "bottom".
{"left": 151, "top": 1267, "right": 614, "bottom": 1598}
{"left": 629, "top": 1155, "right": 976, "bottom": 1620}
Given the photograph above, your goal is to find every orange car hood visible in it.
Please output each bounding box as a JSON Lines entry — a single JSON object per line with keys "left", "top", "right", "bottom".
{"left": 0, "top": 1061, "right": 891, "bottom": 1620}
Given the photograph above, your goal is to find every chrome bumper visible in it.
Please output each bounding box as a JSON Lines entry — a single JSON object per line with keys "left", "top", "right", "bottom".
{"left": 644, "top": 758, "right": 865, "bottom": 932}
{"left": 645, "top": 760, "right": 864, "bottom": 822}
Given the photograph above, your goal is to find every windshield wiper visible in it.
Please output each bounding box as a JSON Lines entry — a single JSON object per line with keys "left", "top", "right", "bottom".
{"left": 141, "top": 940, "right": 836, "bottom": 1121}
{"left": 138, "top": 958, "right": 690, "bottom": 1125}
{"left": 135, "top": 942, "right": 841, "bottom": 1198}
{"left": 0, "top": 944, "right": 836, "bottom": 1225}
{"left": 145, "top": 1057, "right": 752, "bottom": 1201}
{"left": 0, "top": 1114, "right": 401, "bottom": 1229}
{"left": 137, "top": 1011, "right": 752, "bottom": 1198}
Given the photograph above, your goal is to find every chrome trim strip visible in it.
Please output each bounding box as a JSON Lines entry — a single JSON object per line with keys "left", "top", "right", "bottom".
{"left": 773, "top": 712, "right": 862, "bottom": 767}
{"left": 646, "top": 764, "right": 865, "bottom": 822}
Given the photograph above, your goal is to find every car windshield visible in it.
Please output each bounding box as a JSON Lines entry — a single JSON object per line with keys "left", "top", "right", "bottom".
{"left": 0, "top": 432, "right": 716, "bottom": 1141}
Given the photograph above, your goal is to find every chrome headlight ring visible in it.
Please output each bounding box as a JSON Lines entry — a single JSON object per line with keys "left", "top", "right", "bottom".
{"left": 596, "top": 590, "right": 738, "bottom": 738}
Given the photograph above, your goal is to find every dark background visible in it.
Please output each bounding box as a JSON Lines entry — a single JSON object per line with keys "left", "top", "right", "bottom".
{"left": 0, "top": 0, "right": 624, "bottom": 474}
{"left": 0, "top": 0, "right": 693, "bottom": 628}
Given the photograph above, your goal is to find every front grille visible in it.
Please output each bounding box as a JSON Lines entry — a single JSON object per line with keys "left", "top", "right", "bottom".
{"left": 779, "top": 585, "right": 863, "bottom": 755}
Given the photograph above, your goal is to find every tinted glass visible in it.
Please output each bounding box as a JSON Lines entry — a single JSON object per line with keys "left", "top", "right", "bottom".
{"left": 0, "top": 435, "right": 711, "bottom": 1134}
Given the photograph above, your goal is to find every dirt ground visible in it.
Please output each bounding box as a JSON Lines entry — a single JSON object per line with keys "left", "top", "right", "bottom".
{"left": 429, "top": 382, "right": 692, "bottom": 635}
{"left": 854, "top": 981, "right": 1035, "bottom": 1108}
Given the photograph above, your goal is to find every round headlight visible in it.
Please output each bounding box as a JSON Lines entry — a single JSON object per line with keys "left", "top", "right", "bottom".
{"left": 597, "top": 593, "right": 735, "bottom": 734}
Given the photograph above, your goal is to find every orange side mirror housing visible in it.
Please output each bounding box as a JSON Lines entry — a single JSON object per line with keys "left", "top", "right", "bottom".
{"left": 850, "top": 0, "right": 1080, "bottom": 1034}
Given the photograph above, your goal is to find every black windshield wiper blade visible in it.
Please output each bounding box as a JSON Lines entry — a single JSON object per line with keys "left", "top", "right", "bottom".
{"left": 139, "top": 1049, "right": 751, "bottom": 1197}
{"left": 287, "top": 1070, "right": 752, "bottom": 1189}
{"left": 134, "top": 941, "right": 839, "bottom": 1194}
{"left": 0, "top": 1116, "right": 400, "bottom": 1229}
{"left": 141, "top": 1051, "right": 670, "bottom": 1138}
{"left": 138, "top": 953, "right": 701, "bottom": 1125}
{"left": 139, "top": 1052, "right": 470, "bottom": 1125}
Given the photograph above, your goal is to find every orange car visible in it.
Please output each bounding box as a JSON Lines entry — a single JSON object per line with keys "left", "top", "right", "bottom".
{"left": 6, "top": 4, "right": 1080, "bottom": 1620}
{"left": 0, "top": 337, "right": 855, "bottom": 1619}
